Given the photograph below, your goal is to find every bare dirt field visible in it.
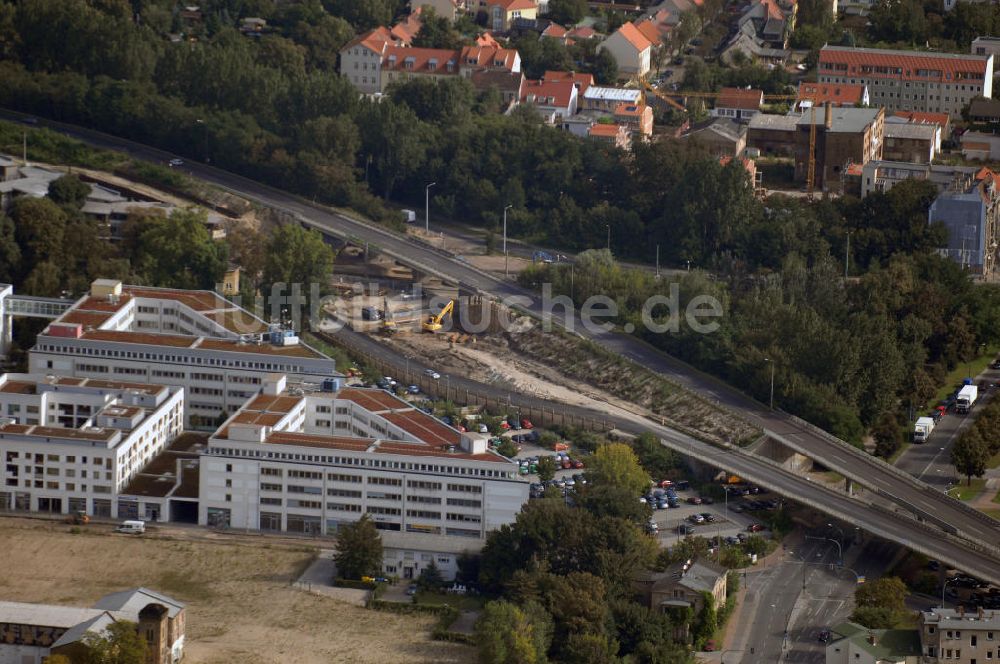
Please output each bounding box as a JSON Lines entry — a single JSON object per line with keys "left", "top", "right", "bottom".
{"left": 0, "top": 517, "right": 472, "bottom": 664}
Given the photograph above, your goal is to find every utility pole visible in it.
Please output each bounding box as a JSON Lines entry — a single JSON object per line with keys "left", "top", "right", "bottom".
{"left": 845, "top": 230, "right": 851, "bottom": 278}
{"left": 503, "top": 204, "right": 513, "bottom": 278}
{"left": 425, "top": 182, "right": 436, "bottom": 234}
{"left": 765, "top": 358, "right": 775, "bottom": 409}
{"left": 655, "top": 244, "right": 660, "bottom": 278}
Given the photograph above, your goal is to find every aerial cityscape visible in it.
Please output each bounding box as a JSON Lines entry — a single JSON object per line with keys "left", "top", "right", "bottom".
{"left": 1, "top": 0, "right": 1000, "bottom": 663}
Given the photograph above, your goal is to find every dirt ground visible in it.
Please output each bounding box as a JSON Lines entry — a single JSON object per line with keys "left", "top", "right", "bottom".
{"left": 0, "top": 517, "right": 471, "bottom": 664}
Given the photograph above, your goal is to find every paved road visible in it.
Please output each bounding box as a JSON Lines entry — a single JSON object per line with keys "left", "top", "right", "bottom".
{"left": 896, "top": 365, "right": 1000, "bottom": 488}
{"left": 736, "top": 536, "right": 901, "bottom": 664}
{"left": 10, "top": 111, "right": 1000, "bottom": 576}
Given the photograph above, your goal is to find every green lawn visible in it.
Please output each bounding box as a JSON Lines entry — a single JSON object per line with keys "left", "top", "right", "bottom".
{"left": 926, "top": 346, "right": 1000, "bottom": 414}
{"left": 981, "top": 509, "right": 1000, "bottom": 522}
{"left": 413, "top": 590, "right": 483, "bottom": 612}
{"left": 992, "top": 489, "right": 1000, "bottom": 505}
{"left": 988, "top": 449, "right": 1000, "bottom": 470}
{"left": 950, "top": 478, "right": 987, "bottom": 501}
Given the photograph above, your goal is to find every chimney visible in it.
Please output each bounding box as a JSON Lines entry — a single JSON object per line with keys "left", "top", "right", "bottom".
{"left": 978, "top": 606, "right": 985, "bottom": 619}
{"left": 824, "top": 102, "right": 833, "bottom": 129}
{"left": 959, "top": 605, "right": 965, "bottom": 616}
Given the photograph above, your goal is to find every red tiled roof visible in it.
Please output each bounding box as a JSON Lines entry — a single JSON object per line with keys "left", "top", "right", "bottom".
{"left": 475, "top": 32, "right": 499, "bottom": 47}
{"left": 614, "top": 102, "right": 646, "bottom": 117}
{"left": 459, "top": 45, "right": 519, "bottom": 71}
{"left": 383, "top": 45, "right": 460, "bottom": 74}
{"left": 343, "top": 26, "right": 394, "bottom": 54}
{"left": 798, "top": 82, "right": 866, "bottom": 106}
{"left": 615, "top": 22, "right": 653, "bottom": 53}
{"left": 542, "top": 23, "right": 567, "bottom": 38}
{"left": 267, "top": 431, "right": 375, "bottom": 452}
{"left": 492, "top": 0, "right": 536, "bottom": 9}
{"left": 244, "top": 394, "right": 304, "bottom": 414}
{"left": 543, "top": 70, "right": 594, "bottom": 94}
{"left": 0, "top": 380, "right": 36, "bottom": 394}
{"left": 521, "top": 78, "right": 576, "bottom": 108}
{"left": 57, "top": 310, "right": 112, "bottom": 328}
{"left": 337, "top": 387, "right": 409, "bottom": 413}
{"left": 634, "top": 19, "right": 662, "bottom": 46}
{"left": 717, "top": 87, "right": 764, "bottom": 110}
{"left": 892, "top": 110, "right": 950, "bottom": 129}
{"left": 589, "top": 123, "right": 626, "bottom": 137}
{"left": 383, "top": 410, "right": 461, "bottom": 446}
{"left": 567, "top": 26, "right": 597, "bottom": 39}
{"left": 391, "top": 10, "right": 422, "bottom": 45}
{"left": 819, "top": 46, "right": 990, "bottom": 83}
{"left": 757, "top": 0, "right": 784, "bottom": 21}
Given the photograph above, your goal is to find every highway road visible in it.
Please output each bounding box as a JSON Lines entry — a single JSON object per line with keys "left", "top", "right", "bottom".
{"left": 9, "top": 111, "right": 1000, "bottom": 576}
{"left": 317, "top": 322, "right": 1000, "bottom": 584}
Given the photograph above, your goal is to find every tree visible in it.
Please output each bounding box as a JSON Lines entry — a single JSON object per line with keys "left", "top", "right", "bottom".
{"left": 548, "top": 0, "right": 588, "bottom": 25}
{"left": 334, "top": 514, "right": 383, "bottom": 580}
{"left": 475, "top": 600, "right": 551, "bottom": 664}
{"left": 412, "top": 8, "right": 464, "bottom": 50}
{"left": 537, "top": 456, "right": 556, "bottom": 482}
{"left": 852, "top": 576, "right": 908, "bottom": 629}
{"left": 80, "top": 620, "right": 146, "bottom": 664}
{"left": 417, "top": 559, "right": 445, "bottom": 591}
{"left": 586, "top": 443, "right": 650, "bottom": 497}
{"left": 952, "top": 428, "right": 990, "bottom": 485}
{"left": 592, "top": 49, "right": 618, "bottom": 85}
{"left": 48, "top": 174, "right": 91, "bottom": 209}
{"left": 872, "top": 412, "right": 902, "bottom": 459}
{"left": 263, "top": 223, "right": 335, "bottom": 291}
{"left": 0, "top": 214, "right": 21, "bottom": 283}
{"left": 131, "top": 209, "right": 228, "bottom": 290}
{"left": 562, "top": 633, "right": 619, "bottom": 663}
{"left": 497, "top": 438, "right": 519, "bottom": 458}
{"left": 12, "top": 197, "right": 66, "bottom": 275}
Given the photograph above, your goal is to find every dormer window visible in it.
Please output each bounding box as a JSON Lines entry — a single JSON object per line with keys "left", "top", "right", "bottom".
{"left": 404, "top": 56, "right": 415, "bottom": 70}
{"left": 447, "top": 59, "right": 455, "bottom": 72}
{"left": 429, "top": 58, "right": 438, "bottom": 69}
{"left": 388, "top": 55, "right": 397, "bottom": 66}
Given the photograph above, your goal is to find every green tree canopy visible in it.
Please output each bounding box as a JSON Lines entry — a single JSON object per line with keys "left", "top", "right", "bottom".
{"left": 131, "top": 208, "right": 228, "bottom": 290}
{"left": 333, "top": 514, "right": 383, "bottom": 580}
{"left": 48, "top": 173, "right": 91, "bottom": 208}
{"left": 80, "top": 620, "right": 146, "bottom": 664}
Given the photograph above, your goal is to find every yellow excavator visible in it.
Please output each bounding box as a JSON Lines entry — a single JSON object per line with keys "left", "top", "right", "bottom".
{"left": 380, "top": 297, "right": 397, "bottom": 336}
{"left": 422, "top": 300, "right": 455, "bottom": 332}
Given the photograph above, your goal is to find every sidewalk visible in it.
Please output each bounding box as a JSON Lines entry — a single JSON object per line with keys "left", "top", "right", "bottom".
{"left": 292, "top": 548, "right": 369, "bottom": 607}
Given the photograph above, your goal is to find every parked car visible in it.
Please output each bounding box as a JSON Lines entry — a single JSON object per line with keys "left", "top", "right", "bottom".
{"left": 677, "top": 524, "right": 692, "bottom": 534}
{"left": 424, "top": 369, "right": 441, "bottom": 379}
{"left": 521, "top": 419, "right": 534, "bottom": 429}
{"left": 700, "top": 512, "right": 716, "bottom": 523}
{"left": 478, "top": 424, "right": 489, "bottom": 433}
{"left": 572, "top": 460, "right": 584, "bottom": 469}
{"left": 818, "top": 629, "right": 831, "bottom": 643}
{"left": 406, "top": 384, "right": 420, "bottom": 394}
{"left": 689, "top": 514, "right": 705, "bottom": 524}
{"left": 701, "top": 496, "right": 714, "bottom": 505}
{"left": 406, "top": 584, "right": 418, "bottom": 596}
{"left": 168, "top": 158, "right": 184, "bottom": 167}
{"left": 747, "top": 523, "right": 764, "bottom": 532}
{"left": 687, "top": 496, "right": 702, "bottom": 505}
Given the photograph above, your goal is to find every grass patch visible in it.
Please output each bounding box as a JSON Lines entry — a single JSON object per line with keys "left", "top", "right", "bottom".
{"left": 988, "top": 449, "right": 1000, "bottom": 470}
{"left": 0, "top": 120, "right": 128, "bottom": 171}
{"left": 414, "top": 590, "right": 484, "bottom": 612}
{"left": 981, "top": 509, "right": 1000, "bottom": 521}
{"left": 927, "top": 346, "right": 1000, "bottom": 413}
{"left": 950, "top": 478, "right": 986, "bottom": 501}
{"left": 156, "top": 570, "right": 216, "bottom": 602}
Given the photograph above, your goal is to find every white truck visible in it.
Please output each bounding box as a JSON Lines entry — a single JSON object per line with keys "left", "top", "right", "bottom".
{"left": 913, "top": 417, "right": 935, "bottom": 443}
{"left": 956, "top": 384, "right": 978, "bottom": 414}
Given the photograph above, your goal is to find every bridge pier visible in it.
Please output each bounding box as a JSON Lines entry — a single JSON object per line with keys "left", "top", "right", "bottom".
{"left": 0, "top": 284, "right": 11, "bottom": 358}
{"left": 845, "top": 477, "right": 854, "bottom": 496}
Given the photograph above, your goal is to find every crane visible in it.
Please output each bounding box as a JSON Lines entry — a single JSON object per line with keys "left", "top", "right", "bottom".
{"left": 422, "top": 300, "right": 455, "bottom": 333}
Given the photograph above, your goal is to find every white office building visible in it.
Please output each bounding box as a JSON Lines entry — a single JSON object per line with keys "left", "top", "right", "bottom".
{"left": 199, "top": 375, "right": 527, "bottom": 579}
{"left": 0, "top": 373, "right": 184, "bottom": 518}
{"left": 29, "top": 279, "right": 341, "bottom": 429}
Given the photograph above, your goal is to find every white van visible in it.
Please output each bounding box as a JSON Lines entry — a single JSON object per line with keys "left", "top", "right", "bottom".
{"left": 116, "top": 520, "right": 145, "bottom": 534}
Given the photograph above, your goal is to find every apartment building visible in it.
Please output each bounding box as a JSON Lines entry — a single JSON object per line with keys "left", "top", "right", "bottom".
{"left": 29, "top": 279, "right": 340, "bottom": 428}
{"left": 339, "top": 32, "right": 521, "bottom": 95}
{"left": 859, "top": 160, "right": 977, "bottom": 198}
{"left": 0, "top": 373, "right": 184, "bottom": 518}
{"left": 972, "top": 36, "right": 1000, "bottom": 59}
{"left": 817, "top": 46, "right": 993, "bottom": 119}
{"left": 198, "top": 375, "right": 526, "bottom": 579}
{"left": 928, "top": 168, "right": 1000, "bottom": 276}
{"left": 920, "top": 606, "right": 1000, "bottom": 662}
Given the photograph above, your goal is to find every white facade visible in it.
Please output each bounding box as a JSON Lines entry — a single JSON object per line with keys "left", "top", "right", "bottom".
{"left": 197, "top": 378, "right": 527, "bottom": 571}
{"left": 0, "top": 373, "right": 184, "bottom": 518}
{"left": 28, "top": 280, "right": 340, "bottom": 429}
{"left": 598, "top": 27, "right": 651, "bottom": 77}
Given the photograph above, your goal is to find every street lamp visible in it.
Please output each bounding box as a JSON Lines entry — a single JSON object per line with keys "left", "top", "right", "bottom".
{"left": 941, "top": 576, "right": 959, "bottom": 609}
{"left": 425, "top": 182, "right": 436, "bottom": 234}
{"left": 806, "top": 534, "right": 843, "bottom": 566}
{"left": 764, "top": 358, "right": 775, "bottom": 410}
{"left": 503, "top": 204, "right": 513, "bottom": 277}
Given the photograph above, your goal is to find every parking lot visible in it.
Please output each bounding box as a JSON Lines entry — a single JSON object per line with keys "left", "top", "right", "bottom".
{"left": 649, "top": 487, "right": 776, "bottom": 546}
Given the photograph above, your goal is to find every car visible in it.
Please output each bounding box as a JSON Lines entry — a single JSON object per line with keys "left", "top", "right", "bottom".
{"left": 674, "top": 480, "right": 690, "bottom": 490}
{"left": 748, "top": 523, "right": 764, "bottom": 532}
{"left": 456, "top": 424, "right": 466, "bottom": 433}
{"left": 689, "top": 514, "right": 704, "bottom": 524}
{"left": 639, "top": 497, "right": 648, "bottom": 504}
{"left": 700, "top": 512, "right": 716, "bottom": 523}
{"left": 168, "top": 158, "right": 184, "bottom": 167}
{"left": 573, "top": 460, "right": 584, "bottom": 469}
{"left": 561, "top": 459, "right": 572, "bottom": 469}
{"left": 657, "top": 501, "right": 669, "bottom": 510}
{"left": 818, "top": 629, "right": 831, "bottom": 643}
{"left": 478, "top": 423, "right": 489, "bottom": 433}
{"left": 737, "top": 532, "right": 747, "bottom": 543}
{"left": 701, "top": 496, "right": 714, "bottom": 505}
{"left": 407, "top": 384, "right": 420, "bottom": 394}
{"left": 499, "top": 420, "right": 511, "bottom": 430}
{"left": 704, "top": 639, "right": 715, "bottom": 652}
{"left": 20, "top": 116, "right": 38, "bottom": 125}
{"left": 424, "top": 369, "right": 441, "bottom": 379}
{"left": 687, "top": 496, "right": 702, "bottom": 505}
{"left": 555, "top": 479, "right": 566, "bottom": 489}
{"left": 991, "top": 360, "right": 1000, "bottom": 370}
{"left": 725, "top": 536, "right": 739, "bottom": 545}
{"left": 677, "top": 524, "right": 692, "bottom": 534}
{"left": 564, "top": 478, "right": 576, "bottom": 487}
{"left": 521, "top": 419, "right": 533, "bottom": 429}
{"left": 406, "top": 584, "right": 418, "bottom": 596}
{"left": 796, "top": 63, "right": 808, "bottom": 71}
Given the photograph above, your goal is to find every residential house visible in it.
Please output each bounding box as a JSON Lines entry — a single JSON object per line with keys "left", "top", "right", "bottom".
{"left": 796, "top": 81, "right": 869, "bottom": 111}
{"left": 739, "top": 0, "right": 797, "bottom": 50}
{"left": 919, "top": 606, "right": 1000, "bottom": 662}
{"left": 540, "top": 22, "right": 568, "bottom": 43}
{"left": 588, "top": 123, "right": 632, "bottom": 150}
{"left": 391, "top": 9, "right": 423, "bottom": 44}
{"left": 567, "top": 25, "right": 598, "bottom": 41}
{"left": 824, "top": 622, "right": 921, "bottom": 664}
{"left": 471, "top": 70, "right": 525, "bottom": 108}
{"left": 967, "top": 97, "right": 1000, "bottom": 125}
{"left": 882, "top": 122, "right": 938, "bottom": 163}
{"left": 340, "top": 36, "right": 520, "bottom": 95}
{"left": 712, "top": 87, "right": 764, "bottom": 121}
{"left": 598, "top": 22, "right": 653, "bottom": 77}
{"left": 860, "top": 160, "right": 977, "bottom": 198}
{"left": 479, "top": 0, "right": 538, "bottom": 32}
{"left": 817, "top": 46, "right": 993, "bottom": 120}
{"left": 837, "top": 0, "right": 876, "bottom": 15}
{"left": 413, "top": 0, "right": 460, "bottom": 21}
{"left": 475, "top": 31, "right": 501, "bottom": 46}
{"left": 971, "top": 35, "right": 1000, "bottom": 59}
{"left": 614, "top": 102, "right": 654, "bottom": 138}
{"left": 239, "top": 17, "right": 266, "bottom": 36}
{"left": 746, "top": 113, "right": 800, "bottom": 157}
{"left": 634, "top": 19, "right": 663, "bottom": 57}
{"left": 961, "top": 130, "right": 1000, "bottom": 160}
{"left": 0, "top": 155, "right": 18, "bottom": 181}
{"left": 581, "top": 85, "right": 642, "bottom": 112}
{"left": 543, "top": 70, "right": 594, "bottom": 95}
{"left": 634, "top": 558, "right": 728, "bottom": 623}
{"left": 720, "top": 20, "right": 790, "bottom": 67}
{"left": 521, "top": 78, "right": 579, "bottom": 121}
{"left": 929, "top": 168, "right": 1000, "bottom": 276}
{"left": 679, "top": 117, "right": 748, "bottom": 157}
{"left": 0, "top": 588, "right": 185, "bottom": 664}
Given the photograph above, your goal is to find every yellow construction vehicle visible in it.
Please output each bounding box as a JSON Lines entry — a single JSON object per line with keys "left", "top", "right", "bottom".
{"left": 422, "top": 300, "right": 455, "bottom": 332}
{"left": 380, "top": 297, "right": 397, "bottom": 335}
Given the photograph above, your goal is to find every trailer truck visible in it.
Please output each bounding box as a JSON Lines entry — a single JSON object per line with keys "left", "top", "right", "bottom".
{"left": 956, "top": 384, "right": 978, "bottom": 414}
{"left": 913, "top": 417, "right": 935, "bottom": 443}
